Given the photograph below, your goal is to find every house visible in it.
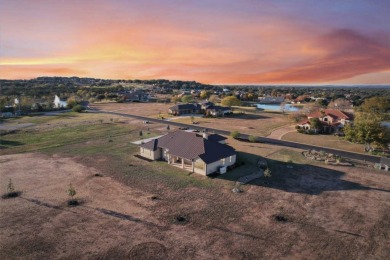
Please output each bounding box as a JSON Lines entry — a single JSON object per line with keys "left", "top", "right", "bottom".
{"left": 168, "top": 103, "right": 201, "bottom": 116}
{"left": 124, "top": 91, "right": 149, "bottom": 102}
{"left": 206, "top": 105, "right": 232, "bottom": 117}
{"left": 258, "top": 96, "right": 285, "bottom": 104}
{"left": 54, "top": 95, "right": 67, "bottom": 108}
{"left": 298, "top": 109, "right": 353, "bottom": 133}
{"left": 200, "top": 100, "right": 214, "bottom": 110}
{"left": 139, "top": 131, "right": 236, "bottom": 175}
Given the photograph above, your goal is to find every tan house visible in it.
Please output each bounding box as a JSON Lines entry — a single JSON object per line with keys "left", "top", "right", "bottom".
{"left": 298, "top": 109, "right": 353, "bottom": 133}
{"left": 139, "top": 131, "right": 236, "bottom": 175}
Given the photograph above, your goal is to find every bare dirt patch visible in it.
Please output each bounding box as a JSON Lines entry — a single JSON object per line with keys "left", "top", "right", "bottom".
{"left": 1, "top": 146, "right": 390, "bottom": 258}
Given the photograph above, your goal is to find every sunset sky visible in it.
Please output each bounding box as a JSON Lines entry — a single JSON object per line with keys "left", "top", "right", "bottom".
{"left": 1, "top": 0, "right": 390, "bottom": 84}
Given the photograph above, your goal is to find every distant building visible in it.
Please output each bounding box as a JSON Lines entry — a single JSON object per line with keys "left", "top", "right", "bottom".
{"left": 258, "top": 96, "right": 285, "bottom": 104}
{"left": 168, "top": 103, "right": 201, "bottom": 116}
{"left": 123, "top": 91, "right": 150, "bottom": 102}
{"left": 53, "top": 95, "right": 67, "bottom": 108}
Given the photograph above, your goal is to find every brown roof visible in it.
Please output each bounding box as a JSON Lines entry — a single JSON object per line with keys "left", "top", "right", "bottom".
{"left": 140, "top": 131, "right": 235, "bottom": 164}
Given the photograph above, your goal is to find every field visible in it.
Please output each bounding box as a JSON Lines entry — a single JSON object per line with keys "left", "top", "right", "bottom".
{"left": 91, "top": 102, "right": 293, "bottom": 136}
{"left": 1, "top": 111, "right": 390, "bottom": 259}
{"left": 282, "top": 132, "right": 365, "bottom": 154}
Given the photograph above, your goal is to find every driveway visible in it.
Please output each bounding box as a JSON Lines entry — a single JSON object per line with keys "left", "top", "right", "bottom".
{"left": 267, "top": 125, "right": 296, "bottom": 140}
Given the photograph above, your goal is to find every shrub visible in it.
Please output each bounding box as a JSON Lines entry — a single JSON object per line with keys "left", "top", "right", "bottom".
{"left": 264, "top": 168, "right": 272, "bottom": 178}
{"left": 230, "top": 131, "right": 240, "bottom": 139}
{"left": 72, "top": 105, "right": 85, "bottom": 113}
{"left": 248, "top": 135, "right": 257, "bottom": 143}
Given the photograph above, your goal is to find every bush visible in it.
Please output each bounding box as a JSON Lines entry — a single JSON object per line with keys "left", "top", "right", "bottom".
{"left": 248, "top": 135, "right": 257, "bottom": 143}
{"left": 230, "top": 131, "right": 240, "bottom": 139}
{"left": 72, "top": 104, "right": 85, "bottom": 113}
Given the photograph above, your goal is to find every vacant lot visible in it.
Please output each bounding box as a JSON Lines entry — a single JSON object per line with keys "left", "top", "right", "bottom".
{"left": 1, "top": 113, "right": 389, "bottom": 259}
{"left": 282, "top": 132, "right": 365, "bottom": 154}
{"left": 91, "top": 102, "right": 293, "bottom": 136}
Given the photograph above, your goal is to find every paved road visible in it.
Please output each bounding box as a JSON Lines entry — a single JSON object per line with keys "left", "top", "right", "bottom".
{"left": 92, "top": 109, "right": 381, "bottom": 164}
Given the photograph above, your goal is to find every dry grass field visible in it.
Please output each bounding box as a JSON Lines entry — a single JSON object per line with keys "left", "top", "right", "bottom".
{"left": 1, "top": 112, "right": 389, "bottom": 259}
{"left": 91, "top": 102, "right": 293, "bottom": 136}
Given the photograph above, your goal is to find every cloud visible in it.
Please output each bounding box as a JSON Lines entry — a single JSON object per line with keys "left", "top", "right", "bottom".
{"left": 252, "top": 29, "right": 390, "bottom": 83}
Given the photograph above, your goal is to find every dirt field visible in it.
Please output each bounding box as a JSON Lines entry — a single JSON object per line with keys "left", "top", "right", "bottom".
{"left": 1, "top": 112, "right": 390, "bottom": 259}
{"left": 90, "top": 102, "right": 293, "bottom": 136}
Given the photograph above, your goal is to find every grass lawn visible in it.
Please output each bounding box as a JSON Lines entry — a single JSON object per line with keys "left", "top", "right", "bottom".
{"left": 282, "top": 132, "right": 364, "bottom": 153}
{"left": 0, "top": 113, "right": 215, "bottom": 190}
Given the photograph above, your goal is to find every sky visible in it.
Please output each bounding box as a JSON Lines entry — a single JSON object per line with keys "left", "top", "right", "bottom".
{"left": 1, "top": 0, "right": 390, "bottom": 84}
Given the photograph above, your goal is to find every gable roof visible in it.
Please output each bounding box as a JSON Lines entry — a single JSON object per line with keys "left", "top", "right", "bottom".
{"left": 139, "top": 131, "right": 235, "bottom": 164}
{"left": 169, "top": 103, "right": 201, "bottom": 111}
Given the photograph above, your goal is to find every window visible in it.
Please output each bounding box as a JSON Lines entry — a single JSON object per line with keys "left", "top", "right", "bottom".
{"left": 221, "top": 158, "right": 225, "bottom": 164}
{"left": 229, "top": 156, "right": 233, "bottom": 163}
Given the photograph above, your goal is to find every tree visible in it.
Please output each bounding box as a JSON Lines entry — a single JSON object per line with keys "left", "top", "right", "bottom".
{"left": 209, "top": 95, "right": 219, "bottom": 103}
{"left": 230, "top": 131, "right": 240, "bottom": 139}
{"left": 181, "top": 95, "right": 193, "bottom": 103}
{"left": 221, "top": 96, "right": 240, "bottom": 107}
{"left": 200, "top": 90, "right": 210, "bottom": 99}
{"left": 360, "top": 96, "right": 390, "bottom": 114}
{"left": 7, "top": 179, "right": 15, "bottom": 194}
{"left": 328, "top": 98, "right": 352, "bottom": 110}
{"left": 67, "top": 183, "right": 76, "bottom": 203}
{"left": 309, "top": 118, "right": 322, "bottom": 133}
{"left": 344, "top": 112, "right": 390, "bottom": 151}
{"left": 72, "top": 104, "right": 85, "bottom": 113}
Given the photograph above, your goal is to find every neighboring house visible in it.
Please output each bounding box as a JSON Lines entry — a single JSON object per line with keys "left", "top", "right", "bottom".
{"left": 258, "top": 96, "right": 285, "bottom": 104}
{"left": 168, "top": 103, "right": 201, "bottom": 116}
{"left": 54, "top": 95, "right": 67, "bottom": 108}
{"left": 124, "top": 91, "right": 149, "bottom": 102}
{"left": 200, "top": 100, "right": 214, "bottom": 110}
{"left": 298, "top": 109, "right": 353, "bottom": 133}
{"left": 206, "top": 105, "right": 232, "bottom": 117}
{"left": 139, "top": 131, "right": 236, "bottom": 175}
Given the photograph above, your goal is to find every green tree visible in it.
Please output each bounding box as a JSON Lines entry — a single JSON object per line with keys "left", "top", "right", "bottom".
{"left": 221, "top": 96, "right": 241, "bottom": 107}
{"left": 200, "top": 90, "right": 210, "bottom": 99}
{"left": 360, "top": 96, "right": 390, "bottom": 114}
{"left": 72, "top": 104, "right": 85, "bottom": 113}
{"left": 181, "top": 95, "right": 193, "bottom": 103}
{"left": 344, "top": 112, "right": 390, "bottom": 151}
{"left": 309, "top": 118, "right": 322, "bottom": 134}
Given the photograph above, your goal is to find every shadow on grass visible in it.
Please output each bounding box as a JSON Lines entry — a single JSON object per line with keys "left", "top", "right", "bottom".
{"left": 0, "top": 139, "right": 24, "bottom": 148}
{"left": 226, "top": 113, "right": 270, "bottom": 120}
{"left": 217, "top": 151, "right": 390, "bottom": 195}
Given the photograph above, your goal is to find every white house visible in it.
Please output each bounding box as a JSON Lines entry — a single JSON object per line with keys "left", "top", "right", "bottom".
{"left": 54, "top": 95, "right": 67, "bottom": 108}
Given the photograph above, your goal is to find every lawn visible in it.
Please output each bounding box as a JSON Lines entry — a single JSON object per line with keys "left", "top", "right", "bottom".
{"left": 282, "top": 132, "right": 365, "bottom": 154}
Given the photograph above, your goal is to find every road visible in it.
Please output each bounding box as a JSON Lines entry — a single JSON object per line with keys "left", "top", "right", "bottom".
{"left": 92, "top": 109, "right": 381, "bottom": 164}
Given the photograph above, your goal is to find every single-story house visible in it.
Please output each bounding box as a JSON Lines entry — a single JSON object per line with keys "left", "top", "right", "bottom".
{"left": 124, "top": 91, "right": 149, "bottom": 102}
{"left": 206, "top": 105, "right": 232, "bottom": 117}
{"left": 139, "top": 131, "right": 236, "bottom": 175}
{"left": 168, "top": 103, "right": 201, "bottom": 116}
{"left": 298, "top": 109, "right": 353, "bottom": 133}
